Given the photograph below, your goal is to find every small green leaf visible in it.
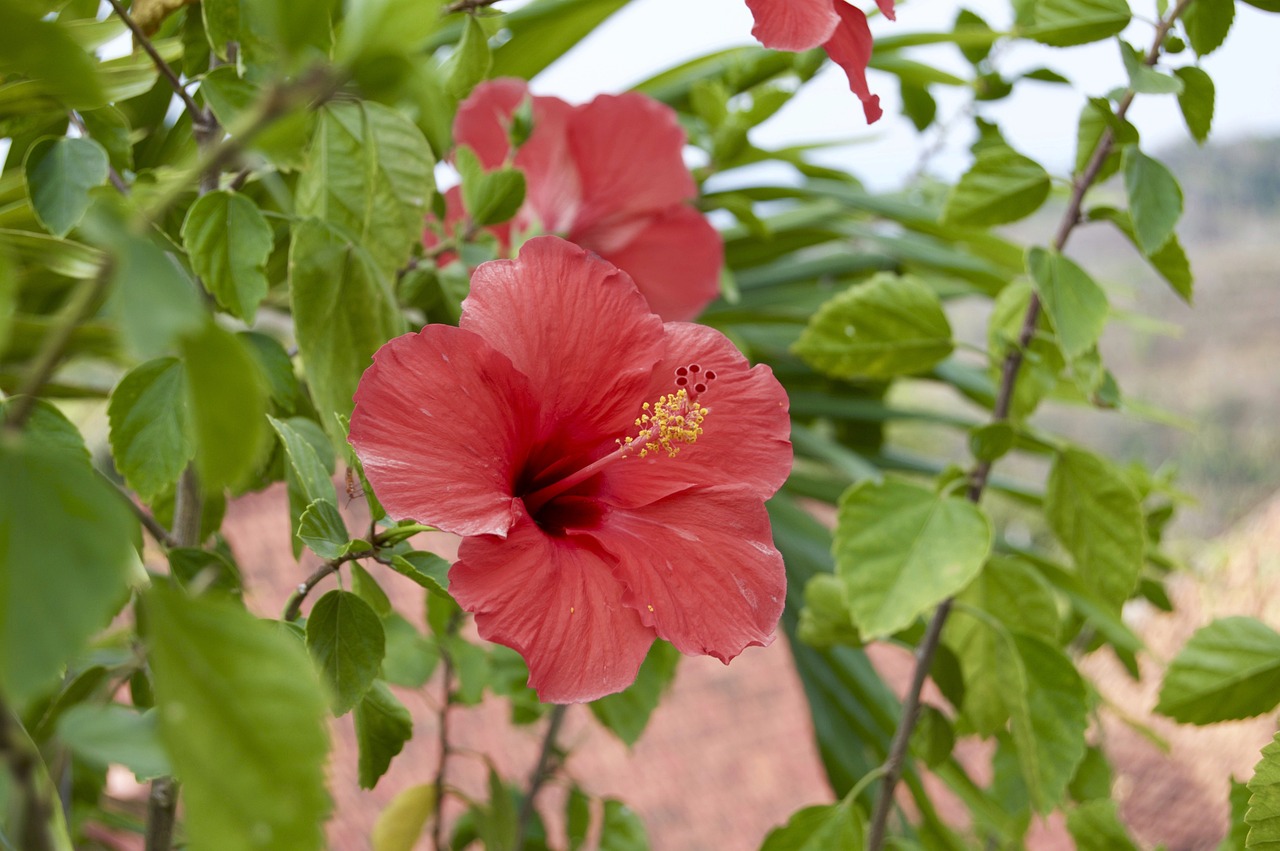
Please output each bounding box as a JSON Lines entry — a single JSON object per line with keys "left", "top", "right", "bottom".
{"left": 1015, "top": 0, "right": 1131, "bottom": 46}
{"left": 1156, "top": 617, "right": 1280, "bottom": 724}
{"left": 1026, "top": 247, "right": 1109, "bottom": 359}
{"left": 456, "top": 146, "right": 528, "bottom": 227}
{"left": 372, "top": 783, "right": 435, "bottom": 851}
{"left": 1248, "top": 730, "right": 1280, "bottom": 848}
{"left": 834, "top": 477, "right": 992, "bottom": 639}
{"left": 942, "top": 146, "right": 1050, "bottom": 227}
{"left": 793, "top": 274, "right": 953, "bottom": 380}
{"left": 1045, "top": 448, "right": 1145, "bottom": 611}
{"left": 355, "top": 680, "right": 412, "bottom": 789}
{"left": 760, "top": 795, "right": 864, "bottom": 851}
{"left": 1074, "top": 97, "right": 1138, "bottom": 182}
{"left": 351, "top": 563, "right": 393, "bottom": 618}
{"left": 306, "top": 590, "right": 386, "bottom": 715}
{"left": 57, "top": 704, "right": 171, "bottom": 781}
{"left": 1066, "top": 800, "right": 1140, "bottom": 851}
{"left": 1174, "top": 66, "right": 1215, "bottom": 144}
{"left": 145, "top": 586, "right": 331, "bottom": 851}
{"left": 1069, "top": 745, "right": 1114, "bottom": 803}
{"left": 24, "top": 136, "right": 109, "bottom": 237}
{"left": 1118, "top": 41, "right": 1184, "bottom": 94}
{"left": 168, "top": 547, "right": 241, "bottom": 595}
{"left": 242, "top": 332, "right": 306, "bottom": 417}
{"left": 389, "top": 551, "right": 451, "bottom": 596}
{"left": 910, "top": 704, "right": 956, "bottom": 769}
{"left": 968, "top": 422, "right": 1016, "bottom": 463}
{"left": 796, "top": 573, "right": 862, "bottom": 649}
{"left": 381, "top": 614, "right": 438, "bottom": 688}
{"left": 298, "top": 499, "right": 350, "bottom": 559}
{"left": 567, "top": 786, "right": 591, "bottom": 851}
{"left": 444, "top": 15, "right": 492, "bottom": 99}
{"left": 181, "top": 191, "right": 273, "bottom": 322}
{"left": 589, "top": 641, "right": 680, "bottom": 746}
{"left": 108, "top": 357, "right": 195, "bottom": 501}
{"left": 600, "top": 800, "right": 650, "bottom": 851}
{"left": 1088, "top": 206, "right": 1193, "bottom": 302}
{"left": 1222, "top": 778, "right": 1250, "bottom": 850}
{"left": 1123, "top": 148, "right": 1183, "bottom": 255}
{"left": 0, "top": 442, "right": 137, "bottom": 702}
{"left": 182, "top": 322, "right": 270, "bottom": 493}
{"left": 1182, "top": 0, "right": 1234, "bottom": 56}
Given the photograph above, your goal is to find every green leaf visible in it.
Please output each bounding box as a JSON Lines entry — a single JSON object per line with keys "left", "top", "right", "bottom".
{"left": 1118, "top": 41, "right": 1183, "bottom": 94}
{"left": 108, "top": 357, "right": 195, "bottom": 501}
{"left": 1183, "top": 0, "right": 1234, "bottom": 56}
{"left": 1005, "top": 635, "right": 1089, "bottom": 813}
{"left": 1074, "top": 97, "right": 1138, "bottom": 182}
{"left": 351, "top": 562, "right": 393, "bottom": 618}
{"left": 488, "top": 0, "right": 630, "bottom": 80}
{"left": 298, "top": 499, "right": 350, "bottom": 559}
{"left": 296, "top": 101, "right": 435, "bottom": 277}
{"left": 589, "top": 641, "right": 680, "bottom": 746}
{"left": 1123, "top": 148, "right": 1183, "bottom": 255}
{"left": 456, "top": 146, "right": 528, "bottom": 227}
{"left": 145, "top": 586, "right": 330, "bottom": 851}
{"left": 1155, "top": 617, "right": 1280, "bottom": 724}
{"left": 834, "top": 477, "right": 992, "bottom": 639}
{"left": 199, "top": 66, "right": 312, "bottom": 170}
{"left": 600, "top": 799, "right": 650, "bottom": 851}
{"left": 1026, "top": 247, "right": 1109, "bottom": 359}
{"left": 268, "top": 415, "right": 337, "bottom": 558}
{"left": 796, "top": 573, "right": 862, "bottom": 649}
{"left": 1066, "top": 800, "right": 1140, "bottom": 850}
{"left": 57, "top": 704, "right": 170, "bottom": 780}
{"left": 389, "top": 551, "right": 451, "bottom": 596}
{"left": 306, "top": 589, "right": 386, "bottom": 715}
{"left": 968, "top": 422, "right": 1016, "bottom": 463}
{"left": 792, "top": 274, "right": 953, "bottom": 380}
{"left": 289, "top": 218, "right": 403, "bottom": 439}
{"left": 0, "top": 3, "right": 104, "bottom": 108}
{"left": 23, "top": 136, "right": 109, "bottom": 237}
{"left": 760, "top": 795, "right": 864, "bottom": 851}
{"left": 79, "top": 106, "right": 134, "bottom": 173}
{"left": 168, "top": 547, "right": 242, "bottom": 595}
{"left": 0, "top": 442, "right": 136, "bottom": 702}
{"left": 1045, "top": 448, "right": 1145, "bottom": 611}
{"left": 181, "top": 322, "right": 270, "bottom": 493}
{"left": 381, "top": 614, "right": 438, "bottom": 688}
{"left": 1174, "top": 66, "right": 1215, "bottom": 144}
{"left": 1015, "top": 0, "right": 1131, "bottom": 46}
{"left": 181, "top": 190, "right": 273, "bottom": 323}
{"left": 355, "top": 680, "right": 412, "bottom": 789}
{"left": 1249, "top": 731, "right": 1280, "bottom": 848}
{"left": 1069, "top": 745, "right": 1114, "bottom": 803}
{"left": 372, "top": 783, "right": 435, "bottom": 851}
{"left": 1223, "top": 778, "right": 1250, "bottom": 850}
{"left": 204, "top": 0, "right": 332, "bottom": 74}
{"left": 336, "top": 0, "right": 443, "bottom": 68}
{"left": 444, "top": 15, "right": 492, "bottom": 99}
{"left": 1087, "top": 205, "right": 1192, "bottom": 302}
{"left": 942, "top": 146, "right": 1050, "bottom": 227}
{"left": 242, "top": 331, "right": 306, "bottom": 417}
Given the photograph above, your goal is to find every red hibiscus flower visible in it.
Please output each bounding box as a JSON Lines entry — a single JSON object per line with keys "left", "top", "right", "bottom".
{"left": 349, "top": 237, "right": 791, "bottom": 703}
{"left": 745, "top": 0, "right": 895, "bottom": 124}
{"left": 432, "top": 79, "right": 723, "bottom": 323}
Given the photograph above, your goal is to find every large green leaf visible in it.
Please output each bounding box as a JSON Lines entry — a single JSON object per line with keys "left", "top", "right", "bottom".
{"left": 355, "top": 680, "right": 412, "bottom": 789}
{"left": 1155, "top": 617, "right": 1280, "bottom": 724}
{"left": 181, "top": 190, "right": 273, "bottom": 323}
{"left": 295, "top": 101, "right": 435, "bottom": 277}
{"left": 1014, "top": 0, "right": 1131, "bottom": 46}
{"left": 0, "top": 442, "right": 137, "bottom": 702}
{"left": 1026, "top": 247, "right": 1109, "bottom": 359}
{"left": 23, "top": 136, "right": 108, "bottom": 238}
{"left": 942, "top": 146, "right": 1050, "bottom": 227}
{"left": 834, "top": 478, "right": 992, "bottom": 638}
{"left": 489, "top": 0, "right": 630, "bottom": 80}
{"left": 108, "top": 357, "right": 194, "bottom": 501}
{"left": 759, "top": 795, "right": 864, "bottom": 851}
{"left": 0, "top": 3, "right": 104, "bottom": 108}
{"left": 145, "top": 586, "right": 330, "bottom": 851}
{"left": 792, "top": 274, "right": 953, "bottom": 380}
{"left": 1247, "top": 732, "right": 1280, "bottom": 848}
{"left": 1123, "top": 148, "right": 1183, "bottom": 255}
{"left": 1008, "top": 635, "right": 1089, "bottom": 814}
{"left": 306, "top": 589, "right": 386, "bottom": 715}
{"left": 1044, "top": 448, "right": 1145, "bottom": 612}
{"left": 589, "top": 641, "right": 680, "bottom": 747}
{"left": 288, "top": 218, "right": 403, "bottom": 438}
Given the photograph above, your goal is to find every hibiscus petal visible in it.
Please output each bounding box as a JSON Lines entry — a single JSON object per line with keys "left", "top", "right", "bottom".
{"left": 596, "top": 205, "right": 723, "bottom": 322}
{"left": 875, "top": 0, "right": 896, "bottom": 22}
{"left": 460, "top": 237, "right": 665, "bottom": 450}
{"left": 823, "top": 1, "right": 883, "bottom": 124}
{"left": 566, "top": 93, "right": 698, "bottom": 235}
{"left": 594, "top": 489, "right": 785, "bottom": 662}
{"left": 595, "top": 322, "right": 792, "bottom": 508}
{"left": 745, "top": 0, "right": 840, "bottom": 50}
{"left": 349, "top": 325, "right": 534, "bottom": 537}
{"left": 452, "top": 78, "right": 527, "bottom": 169}
{"left": 450, "top": 510, "right": 655, "bottom": 703}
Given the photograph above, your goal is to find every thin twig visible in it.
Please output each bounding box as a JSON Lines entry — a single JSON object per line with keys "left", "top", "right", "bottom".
{"left": 105, "top": 475, "right": 178, "bottom": 549}
{"left": 864, "top": 3, "right": 1195, "bottom": 847}
{"left": 432, "top": 619, "right": 461, "bottom": 851}
{"left": 515, "top": 704, "right": 568, "bottom": 847}
{"left": 281, "top": 548, "right": 378, "bottom": 622}
{"left": 0, "top": 697, "right": 57, "bottom": 851}
{"left": 102, "top": 0, "right": 209, "bottom": 129}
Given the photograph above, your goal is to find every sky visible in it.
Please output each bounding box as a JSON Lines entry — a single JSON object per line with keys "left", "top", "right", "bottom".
{"left": 531, "top": 0, "right": 1280, "bottom": 190}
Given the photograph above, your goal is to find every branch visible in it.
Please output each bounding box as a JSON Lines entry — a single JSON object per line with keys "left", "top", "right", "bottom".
{"left": 432, "top": 613, "right": 464, "bottom": 851}
{"left": 516, "top": 704, "right": 568, "bottom": 847}
{"left": 864, "top": 4, "right": 1195, "bottom": 847}
{"left": 103, "top": 0, "right": 209, "bottom": 130}
{"left": 281, "top": 547, "right": 378, "bottom": 622}
{"left": 105, "top": 475, "right": 178, "bottom": 550}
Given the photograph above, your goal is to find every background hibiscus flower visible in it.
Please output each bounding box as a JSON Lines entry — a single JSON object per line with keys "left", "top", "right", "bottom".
{"left": 432, "top": 79, "right": 724, "bottom": 322}
{"left": 745, "top": 0, "right": 895, "bottom": 123}
{"left": 350, "top": 237, "right": 791, "bottom": 703}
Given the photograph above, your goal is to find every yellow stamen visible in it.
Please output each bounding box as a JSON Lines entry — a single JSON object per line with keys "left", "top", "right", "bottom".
{"left": 621, "top": 388, "right": 709, "bottom": 459}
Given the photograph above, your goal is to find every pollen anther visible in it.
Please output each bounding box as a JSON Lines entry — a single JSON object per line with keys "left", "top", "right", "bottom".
{"left": 625, "top": 388, "right": 709, "bottom": 459}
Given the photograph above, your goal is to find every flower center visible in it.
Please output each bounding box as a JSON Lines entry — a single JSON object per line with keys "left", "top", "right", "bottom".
{"left": 522, "top": 364, "right": 715, "bottom": 517}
